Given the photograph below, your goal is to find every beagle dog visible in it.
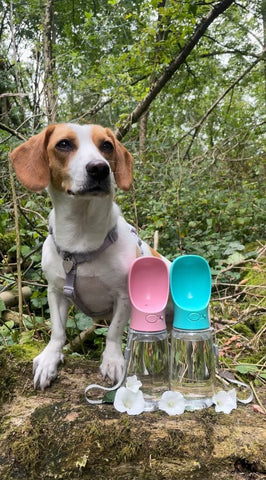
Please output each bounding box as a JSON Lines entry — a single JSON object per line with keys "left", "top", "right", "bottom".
{"left": 10, "top": 123, "right": 171, "bottom": 390}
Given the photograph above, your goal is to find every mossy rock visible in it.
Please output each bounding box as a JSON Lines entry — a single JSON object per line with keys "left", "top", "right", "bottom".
{"left": 0, "top": 344, "right": 43, "bottom": 405}
{"left": 0, "top": 345, "right": 265, "bottom": 480}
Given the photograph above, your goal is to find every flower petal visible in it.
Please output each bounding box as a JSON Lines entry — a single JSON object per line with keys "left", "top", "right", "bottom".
{"left": 127, "top": 390, "right": 145, "bottom": 415}
{"left": 114, "top": 386, "right": 145, "bottom": 415}
{"left": 213, "top": 389, "right": 237, "bottom": 414}
{"left": 114, "top": 387, "right": 129, "bottom": 413}
{"left": 126, "top": 375, "right": 142, "bottom": 393}
{"left": 159, "top": 391, "right": 185, "bottom": 416}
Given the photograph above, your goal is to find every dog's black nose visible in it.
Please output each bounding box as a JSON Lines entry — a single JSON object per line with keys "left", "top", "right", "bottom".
{"left": 86, "top": 161, "right": 110, "bottom": 181}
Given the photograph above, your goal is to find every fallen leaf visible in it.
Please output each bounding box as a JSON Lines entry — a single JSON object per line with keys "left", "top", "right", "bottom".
{"left": 252, "top": 404, "right": 266, "bottom": 415}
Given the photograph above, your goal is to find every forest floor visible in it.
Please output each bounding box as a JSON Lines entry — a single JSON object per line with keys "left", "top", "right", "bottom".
{"left": 0, "top": 246, "right": 265, "bottom": 480}
{"left": 0, "top": 349, "right": 265, "bottom": 480}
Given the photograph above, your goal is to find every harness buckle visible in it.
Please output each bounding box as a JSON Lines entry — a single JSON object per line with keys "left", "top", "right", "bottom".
{"left": 63, "top": 285, "right": 75, "bottom": 297}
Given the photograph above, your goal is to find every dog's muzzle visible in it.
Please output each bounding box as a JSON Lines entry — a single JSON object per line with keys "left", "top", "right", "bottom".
{"left": 68, "top": 161, "right": 111, "bottom": 196}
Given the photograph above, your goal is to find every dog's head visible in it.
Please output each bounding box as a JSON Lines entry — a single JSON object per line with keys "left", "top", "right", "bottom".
{"left": 10, "top": 124, "right": 133, "bottom": 195}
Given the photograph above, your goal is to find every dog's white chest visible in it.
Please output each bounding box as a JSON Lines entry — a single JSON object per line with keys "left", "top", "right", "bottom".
{"left": 75, "top": 269, "right": 114, "bottom": 315}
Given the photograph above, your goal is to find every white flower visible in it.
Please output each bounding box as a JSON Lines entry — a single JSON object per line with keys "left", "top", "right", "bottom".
{"left": 213, "top": 389, "right": 237, "bottom": 414}
{"left": 125, "top": 375, "right": 142, "bottom": 393}
{"left": 159, "top": 391, "right": 185, "bottom": 416}
{"left": 114, "top": 386, "right": 145, "bottom": 415}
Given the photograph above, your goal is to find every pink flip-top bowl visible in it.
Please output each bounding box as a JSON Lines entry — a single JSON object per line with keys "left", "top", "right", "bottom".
{"left": 128, "top": 256, "right": 169, "bottom": 332}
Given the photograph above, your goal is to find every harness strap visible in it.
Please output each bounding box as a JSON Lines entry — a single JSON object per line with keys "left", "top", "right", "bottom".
{"left": 128, "top": 225, "right": 144, "bottom": 256}
{"left": 50, "top": 223, "right": 144, "bottom": 317}
{"left": 50, "top": 225, "right": 118, "bottom": 317}
{"left": 52, "top": 225, "right": 118, "bottom": 265}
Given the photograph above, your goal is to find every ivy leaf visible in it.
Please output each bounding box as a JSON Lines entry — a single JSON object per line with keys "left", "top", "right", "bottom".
{"left": 75, "top": 313, "right": 94, "bottom": 331}
{"left": 236, "top": 365, "right": 259, "bottom": 374}
{"left": 102, "top": 390, "right": 117, "bottom": 404}
{"left": 226, "top": 252, "right": 245, "bottom": 265}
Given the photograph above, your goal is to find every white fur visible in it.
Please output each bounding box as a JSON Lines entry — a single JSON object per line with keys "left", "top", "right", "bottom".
{"left": 13, "top": 124, "right": 171, "bottom": 390}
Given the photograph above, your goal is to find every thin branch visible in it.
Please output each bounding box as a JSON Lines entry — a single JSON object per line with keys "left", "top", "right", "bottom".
{"left": 0, "top": 92, "right": 31, "bottom": 98}
{"left": 181, "top": 49, "right": 266, "bottom": 157}
{"left": 0, "top": 122, "right": 27, "bottom": 141}
{"left": 9, "top": 1, "right": 26, "bottom": 118}
{"left": 115, "top": 0, "right": 235, "bottom": 140}
{"left": 43, "top": 0, "right": 57, "bottom": 123}
{"left": 75, "top": 97, "right": 113, "bottom": 122}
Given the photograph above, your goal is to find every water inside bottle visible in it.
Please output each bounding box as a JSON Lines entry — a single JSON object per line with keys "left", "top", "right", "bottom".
{"left": 170, "top": 328, "right": 216, "bottom": 410}
{"left": 126, "top": 330, "right": 169, "bottom": 411}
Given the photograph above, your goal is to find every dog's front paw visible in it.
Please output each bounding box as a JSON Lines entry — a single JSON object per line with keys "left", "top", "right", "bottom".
{"left": 100, "top": 347, "right": 124, "bottom": 383}
{"left": 33, "top": 346, "right": 64, "bottom": 390}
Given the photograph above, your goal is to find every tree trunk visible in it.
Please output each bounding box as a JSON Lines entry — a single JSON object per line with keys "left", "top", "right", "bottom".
{"left": 0, "top": 286, "right": 32, "bottom": 308}
{"left": 262, "top": 0, "right": 266, "bottom": 97}
{"left": 43, "top": 0, "right": 57, "bottom": 123}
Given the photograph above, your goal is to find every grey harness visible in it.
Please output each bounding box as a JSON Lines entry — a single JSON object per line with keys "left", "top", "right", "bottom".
{"left": 50, "top": 225, "right": 118, "bottom": 317}
{"left": 49, "top": 223, "right": 144, "bottom": 317}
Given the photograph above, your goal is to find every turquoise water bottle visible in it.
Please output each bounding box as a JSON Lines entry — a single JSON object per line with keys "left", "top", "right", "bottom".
{"left": 170, "top": 255, "right": 216, "bottom": 410}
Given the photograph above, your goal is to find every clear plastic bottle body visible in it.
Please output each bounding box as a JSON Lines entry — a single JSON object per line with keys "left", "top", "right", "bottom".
{"left": 170, "top": 328, "right": 216, "bottom": 410}
{"left": 125, "top": 329, "right": 170, "bottom": 411}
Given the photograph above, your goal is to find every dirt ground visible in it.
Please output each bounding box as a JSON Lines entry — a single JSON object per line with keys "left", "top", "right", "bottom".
{"left": 0, "top": 346, "right": 265, "bottom": 480}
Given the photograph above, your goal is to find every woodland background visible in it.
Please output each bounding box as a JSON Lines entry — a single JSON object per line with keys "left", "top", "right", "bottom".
{"left": 0, "top": 0, "right": 265, "bottom": 401}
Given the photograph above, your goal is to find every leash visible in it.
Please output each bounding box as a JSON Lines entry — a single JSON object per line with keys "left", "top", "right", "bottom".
{"left": 85, "top": 331, "right": 133, "bottom": 404}
{"left": 212, "top": 336, "right": 253, "bottom": 404}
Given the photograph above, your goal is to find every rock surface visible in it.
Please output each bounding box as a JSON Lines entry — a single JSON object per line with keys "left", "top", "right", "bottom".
{"left": 0, "top": 346, "right": 265, "bottom": 480}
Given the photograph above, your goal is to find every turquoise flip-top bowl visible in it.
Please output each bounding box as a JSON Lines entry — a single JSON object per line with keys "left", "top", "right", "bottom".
{"left": 170, "top": 255, "right": 212, "bottom": 330}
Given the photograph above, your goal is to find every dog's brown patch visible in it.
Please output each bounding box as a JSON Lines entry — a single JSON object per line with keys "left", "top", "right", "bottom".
{"left": 91, "top": 125, "right": 133, "bottom": 191}
{"left": 47, "top": 124, "right": 78, "bottom": 192}
{"left": 149, "top": 246, "right": 162, "bottom": 258}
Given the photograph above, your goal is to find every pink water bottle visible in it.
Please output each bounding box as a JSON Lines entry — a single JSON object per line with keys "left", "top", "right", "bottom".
{"left": 125, "top": 257, "right": 170, "bottom": 411}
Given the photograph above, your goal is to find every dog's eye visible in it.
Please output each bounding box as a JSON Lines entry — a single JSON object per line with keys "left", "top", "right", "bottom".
{"left": 100, "top": 141, "right": 114, "bottom": 153}
{"left": 56, "top": 139, "right": 74, "bottom": 151}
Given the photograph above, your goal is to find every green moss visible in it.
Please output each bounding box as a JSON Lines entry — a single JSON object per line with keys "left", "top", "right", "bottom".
{"left": 239, "top": 349, "right": 266, "bottom": 365}
{"left": 11, "top": 424, "right": 43, "bottom": 476}
{"left": 0, "top": 344, "right": 43, "bottom": 405}
{"left": 7, "top": 343, "right": 43, "bottom": 361}
{"left": 0, "top": 354, "right": 16, "bottom": 404}
{"left": 243, "top": 262, "right": 266, "bottom": 306}
{"left": 248, "top": 314, "right": 266, "bottom": 334}
{"left": 233, "top": 323, "right": 254, "bottom": 338}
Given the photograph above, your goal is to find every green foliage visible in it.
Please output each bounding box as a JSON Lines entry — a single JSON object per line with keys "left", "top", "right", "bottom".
{"left": 66, "top": 312, "right": 94, "bottom": 337}
{"left": 0, "top": 0, "right": 265, "bottom": 369}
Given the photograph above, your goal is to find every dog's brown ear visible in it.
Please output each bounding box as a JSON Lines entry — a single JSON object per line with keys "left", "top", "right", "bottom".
{"left": 106, "top": 129, "right": 133, "bottom": 191}
{"left": 10, "top": 126, "right": 55, "bottom": 192}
